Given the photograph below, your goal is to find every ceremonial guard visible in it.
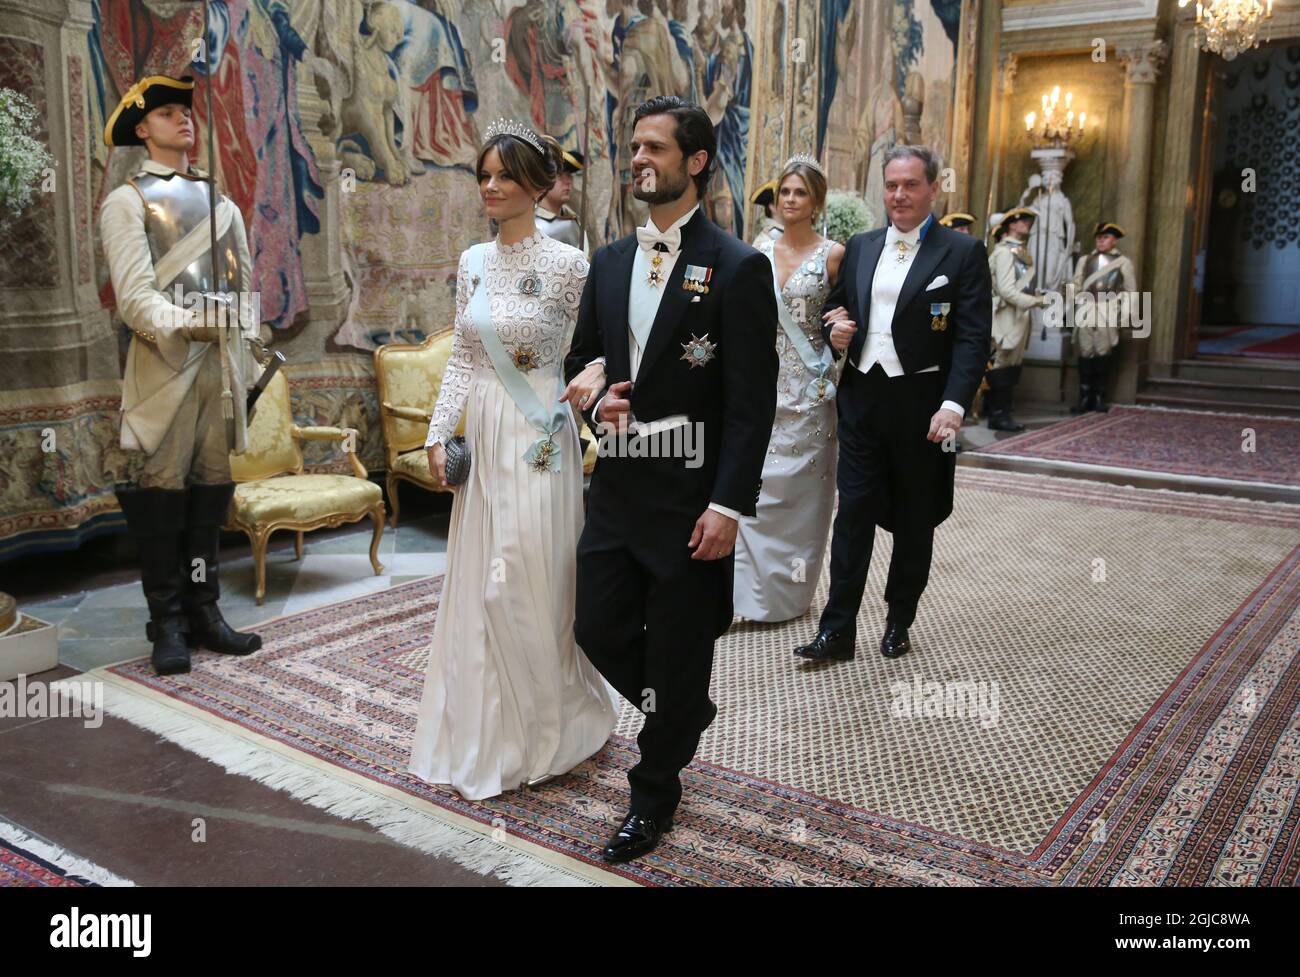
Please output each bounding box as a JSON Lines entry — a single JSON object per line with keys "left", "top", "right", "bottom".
{"left": 939, "top": 212, "right": 976, "bottom": 235}
{"left": 749, "top": 178, "right": 783, "bottom": 247}
{"left": 1071, "top": 221, "right": 1135, "bottom": 412}
{"left": 99, "top": 76, "right": 265, "bottom": 675}
{"left": 986, "top": 206, "right": 1047, "bottom": 432}
{"left": 535, "top": 139, "right": 587, "bottom": 251}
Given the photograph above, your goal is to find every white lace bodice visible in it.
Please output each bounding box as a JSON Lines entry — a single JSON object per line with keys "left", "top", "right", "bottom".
{"left": 425, "top": 230, "right": 589, "bottom": 448}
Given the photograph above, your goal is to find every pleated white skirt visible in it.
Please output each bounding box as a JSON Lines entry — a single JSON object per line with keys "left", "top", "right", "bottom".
{"left": 408, "top": 367, "right": 618, "bottom": 799}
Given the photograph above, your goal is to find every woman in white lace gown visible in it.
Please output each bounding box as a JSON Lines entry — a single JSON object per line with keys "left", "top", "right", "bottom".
{"left": 733, "top": 158, "right": 845, "bottom": 622}
{"left": 409, "top": 126, "right": 617, "bottom": 799}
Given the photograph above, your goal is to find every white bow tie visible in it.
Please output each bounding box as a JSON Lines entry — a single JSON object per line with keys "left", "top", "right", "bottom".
{"left": 637, "top": 224, "right": 682, "bottom": 253}
{"left": 886, "top": 227, "right": 921, "bottom": 248}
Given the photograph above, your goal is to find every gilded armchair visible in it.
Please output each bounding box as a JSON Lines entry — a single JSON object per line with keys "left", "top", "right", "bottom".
{"left": 227, "top": 371, "right": 386, "bottom": 604}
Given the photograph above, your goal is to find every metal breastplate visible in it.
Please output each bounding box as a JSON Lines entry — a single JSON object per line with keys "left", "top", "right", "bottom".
{"left": 133, "top": 171, "right": 242, "bottom": 294}
{"left": 1009, "top": 243, "right": 1033, "bottom": 292}
{"left": 1010, "top": 244, "right": 1031, "bottom": 278}
{"left": 1082, "top": 251, "right": 1123, "bottom": 295}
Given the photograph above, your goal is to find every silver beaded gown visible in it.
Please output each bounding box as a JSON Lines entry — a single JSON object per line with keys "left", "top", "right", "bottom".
{"left": 732, "top": 237, "right": 839, "bottom": 622}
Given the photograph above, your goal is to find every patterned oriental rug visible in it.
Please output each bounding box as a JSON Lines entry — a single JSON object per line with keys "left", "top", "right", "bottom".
{"left": 65, "top": 470, "right": 1300, "bottom": 886}
{"left": 0, "top": 819, "right": 132, "bottom": 887}
{"left": 975, "top": 405, "right": 1300, "bottom": 488}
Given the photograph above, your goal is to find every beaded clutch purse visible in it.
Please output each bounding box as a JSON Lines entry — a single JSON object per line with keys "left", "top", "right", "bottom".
{"left": 443, "top": 435, "right": 470, "bottom": 486}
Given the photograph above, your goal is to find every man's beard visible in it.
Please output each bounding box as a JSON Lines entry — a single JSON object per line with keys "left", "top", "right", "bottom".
{"left": 632, "top": 163, "right": 691, "bottom": 204}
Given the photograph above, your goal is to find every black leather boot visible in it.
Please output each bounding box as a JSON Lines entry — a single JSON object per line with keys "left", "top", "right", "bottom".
{"left": 1090, "top": 355, "right": 1111, "bottom": 412}
{"left": 115, "top": 486, "right": 191, "bottom": 675}
{"left": 986, "top": 368, "right": 1025, "bottom": 432}
{"left": 182, "top": 482, "right": 262, "bottom": 656}
{"left": 1072, "top": 358, "right": 1094, "bottom": 414}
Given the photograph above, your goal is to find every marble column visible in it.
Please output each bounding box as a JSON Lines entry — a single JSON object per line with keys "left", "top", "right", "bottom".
{"left": 1116, "top": 41, "right": 1168, "bottom": 277}
{"left": 948, "top": 0, "right": 982, "bottom": 214}
{"left": 1111, "top": 40, "right": 1168, "bottom": 403}
{"left": 985, "top": 53, "right": 1018, "bottom": 230}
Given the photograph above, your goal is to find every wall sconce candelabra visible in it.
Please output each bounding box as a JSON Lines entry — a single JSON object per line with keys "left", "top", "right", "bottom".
{"left": 1025, "top": 87, "right": 1087, "bottom": 149}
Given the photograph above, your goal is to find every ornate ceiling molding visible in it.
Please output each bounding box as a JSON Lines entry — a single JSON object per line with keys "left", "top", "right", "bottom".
{"left": 1003, "top": 0, "right": 1160, "bottom": 32}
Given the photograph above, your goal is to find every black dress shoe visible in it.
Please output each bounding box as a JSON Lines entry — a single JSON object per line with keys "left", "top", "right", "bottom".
{"left": 602, "top": 813, "right": 672, "bottom": 863}
{"left": 794, "top": 629, "right": 855, "bottom": 662}
{"left": 880, "top": 622, "right": 911, "bottom": 659}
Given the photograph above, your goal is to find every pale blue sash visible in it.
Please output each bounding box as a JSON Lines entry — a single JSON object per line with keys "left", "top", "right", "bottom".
{"left": 464, "top": 243, "right": 568, "bottom": 472}
{"left": 769, "top": 249, "right": 836, "bottom": 405}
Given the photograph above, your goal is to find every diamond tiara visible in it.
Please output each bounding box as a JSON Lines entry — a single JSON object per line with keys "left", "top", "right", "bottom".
{"left": 484, "top": 118, "right": 544, "bottom": 156}
{"left": 784, "top": 153, "right": 826, "bottom": 178}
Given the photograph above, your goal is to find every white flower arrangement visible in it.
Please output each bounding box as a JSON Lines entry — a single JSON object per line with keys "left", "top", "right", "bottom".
{"left": 823, "top": 189, "right": 873, "bottom": 244}
{"left": 0, "top": 87, "right": 54, "bottom": 231}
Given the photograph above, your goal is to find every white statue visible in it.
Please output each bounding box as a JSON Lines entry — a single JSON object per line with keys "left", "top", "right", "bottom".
{"left": 1023, "top": 167, "right": 1075, "bottom": 295}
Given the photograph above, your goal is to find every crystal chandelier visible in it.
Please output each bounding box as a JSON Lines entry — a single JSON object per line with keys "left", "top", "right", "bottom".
{"left": 1024, "top": 87, "right": 1086, "bottom": 149}
{"left": 1178, "top": 0, "right": 1273, "bottom": 61}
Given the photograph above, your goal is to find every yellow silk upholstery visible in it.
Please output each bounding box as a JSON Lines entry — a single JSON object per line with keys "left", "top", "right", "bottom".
{"left": 224, "top": 370, "right": 386, "bottom": 604}
{"left": 391, "top": 448, "right": 432, "bottom": 481}
{"left": 374, "top": 331, "right": 463, "bottom": 526}
{"left": 232, "top": 474, "right": 381, "bottom": 524}
{"left": 376, "top": 332, "right": 455, "bottom": 452}
{"left": 230, "top": 372, "right": 300, "bottom": 481}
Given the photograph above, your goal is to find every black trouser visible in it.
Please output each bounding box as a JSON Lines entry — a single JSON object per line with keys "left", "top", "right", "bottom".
{"left": 820, "top": 363, "right": 945, "bottom": 634}
{"left": 575, "top": 473, "right": 729, "bottom": 823}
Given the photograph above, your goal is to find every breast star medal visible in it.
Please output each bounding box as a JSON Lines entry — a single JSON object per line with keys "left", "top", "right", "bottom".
{"left": 510, "top": 342, "right": 539, "bottom": 371}
{"left": 680, "top": 333, "right": 717, "bottom": 368}
{"left": 929, "top": 301, "right": 951, "bottom": 332}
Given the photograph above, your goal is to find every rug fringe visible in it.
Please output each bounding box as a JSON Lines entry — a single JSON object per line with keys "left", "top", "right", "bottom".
{"left": 0, "top": 818, "right": 135, "bottom": 887}
{"left": 51, "top": 680, "right": 598, "bottom": 887}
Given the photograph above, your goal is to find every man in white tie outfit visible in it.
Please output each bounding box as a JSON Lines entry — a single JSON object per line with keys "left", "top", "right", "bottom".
{"left": 564, "top": 96, "right": 778, "bottom": 863}
{"left": 794, "top": 146, "right": 992, "bottom": 663}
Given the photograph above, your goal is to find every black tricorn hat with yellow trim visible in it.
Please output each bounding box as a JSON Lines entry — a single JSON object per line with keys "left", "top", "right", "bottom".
{"left": 992, "top": 206, "right": 1038, "bottom": 240}
{"left": 104, "top": 75, "right": 194, "bottom": 148}
{"left": 560, "top": 149, "right": 585, "bottom": 173}
{"left": 940, "top": 212, "right": 976, "bottom": 229}
{"left": 1093, "top": 221, "right": 1125, "bottom": 238}
{"left": 750, "top": 177, "right": 778, "bottom": 207}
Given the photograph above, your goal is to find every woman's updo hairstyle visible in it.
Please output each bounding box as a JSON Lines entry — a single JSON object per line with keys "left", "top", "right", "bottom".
{"left": 476, "top": 126, "right": 558, "bottom": 203}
